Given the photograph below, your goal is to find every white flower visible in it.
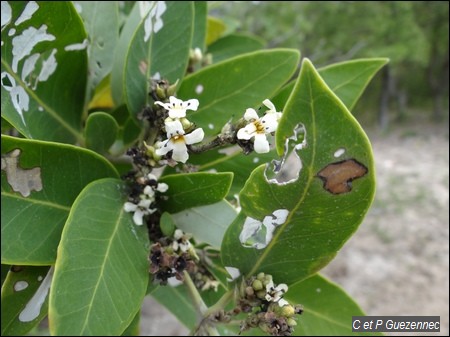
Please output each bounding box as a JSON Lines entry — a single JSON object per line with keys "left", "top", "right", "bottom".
{"left": 237, "top": 108, "right": 279, "bottom": 153}
{"left": 262, "top": 99, "right": 282, "bottom": 121}
{"left": 124, "top": 198, "right": 155, "bottom": 226}
{"left": 172, "top": 229, "right": 192, "bottom": 253}
{"left": 265, "top": 280, "right": 289, "bottom": 306}
{"left": 155, "top": 96, "right": 199, "bottom": 119}
{"left": 156, "top": 120, "right": 204, "bottom": 163}
{"left": 156, "top": 183, "right": 169, "bottom": 193}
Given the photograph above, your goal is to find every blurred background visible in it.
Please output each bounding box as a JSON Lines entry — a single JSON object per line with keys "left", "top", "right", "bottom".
{"left": 141, "top": 1, "right": 449, "bottom": 336}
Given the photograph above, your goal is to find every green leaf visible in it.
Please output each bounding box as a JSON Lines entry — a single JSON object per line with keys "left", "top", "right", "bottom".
{"left": 177, "top": 49, "right": 300, "bottom": 136}
{"left": 221, "top": 59, "right": 375, "bottom": 285}
{"left": 192, "top": 1, "right": 207, "bottom": 51}
{"left": 285, "top": 274, "right": 379, "bottom": 336}
{"left": 124, "top": 1, "right": 194, "bottom": 116}
{"left": 152, "top": 285, "right": 197, "bottom": 330}
{"left": 272, "top": 58, "right": 388, "bottom": 113}
{"left": 1, "top": 135, "right": 118, "bottom": 265}
{"left": 121, "top": 310, "right": 141, "bottom": 336}
{"left": 171, "top": 200, "right": 237, "bottom": 247}
{"left": 49, "top": 178, "right": 149, "bottom": 335}
{"left": 111, "top": 3, "right": 141, "bottom": 105}
{"left": 76, "top": 2, "right": 119, "bottom": 103}
{"left": 159, "top": 172, "right": 233, "bottom": 213}
{"left": 85, "top": 112, "right": 119, "bottom": 154}
{"left": 1, "top": 2, "right": 87, "bottom": 144}
{"left": 318, "top": 58, "right": 389, "bottom": 111}
{"left": 194, "top": 148, "right": 276, "bottom": 197}
{"left": 207, "top": 34, "right": 265, "bottom": 63}
{"left": 1, "top": 265, "right": 51, "bottom": 336}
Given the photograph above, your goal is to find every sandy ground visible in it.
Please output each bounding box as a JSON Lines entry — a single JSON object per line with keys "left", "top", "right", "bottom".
{"left": 140, "top": 120, "right": 449, "bottom": 336}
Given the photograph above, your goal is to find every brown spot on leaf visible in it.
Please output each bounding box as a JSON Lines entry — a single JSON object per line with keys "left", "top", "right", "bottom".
{"left": 1, "top": 149, "right": 43, "bottom": 197}
{"left": 317, "top": 159, "right": 368, "bottom": 194}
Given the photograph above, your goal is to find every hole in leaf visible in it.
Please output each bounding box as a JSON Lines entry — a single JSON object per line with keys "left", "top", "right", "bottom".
{"left": 1, "top": 148, "right": 43, "bottom": 197}
{"left": 239, "top": 209, "right": 289, "bottom": 249}
{"left": 316, "top": 159, "right": 368, "bottom": 194}
{"left": 264, "top": 123, "right": 306, "bottom": 184}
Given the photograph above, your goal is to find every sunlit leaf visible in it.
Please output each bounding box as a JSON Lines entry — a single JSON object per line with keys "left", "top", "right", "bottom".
{"left": 177, "top": 49, "right": 300, "bottom": 136}
{"left": 221, "top": 59, "right": 375, "bottom": 285}
{"left": 49, "top": 179, "right": 149, "bottom": 335}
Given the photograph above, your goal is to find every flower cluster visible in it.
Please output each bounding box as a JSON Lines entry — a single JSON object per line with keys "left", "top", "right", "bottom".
{"left": 154, "top": 96, "right": 204, "bottom": 163}
{"left": 238, "top": 272, "right": 303, "bottom": 336}
{"left": 123, "top": 173, "right": 168, "bottom": 226}
{"left": 237, "top": 99, "right": 282, "bottom": 154}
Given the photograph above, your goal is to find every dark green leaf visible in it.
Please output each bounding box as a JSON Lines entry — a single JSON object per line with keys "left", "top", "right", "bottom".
{"left": 124, "top": 1, "right": 194, "bottom": 116}
{"left": 192, "top": 1, "right": 207, "bottom": 51}
{"left": 208, "top": 34, "right": 265, "bottom": 63}
{"left": 286, "top": 274, "right": 379, "bottom": 336}
{"left": 177, "top": 49, "right": 300, "bottom": 136}
{"left": 1, "top": 135, "right": 118, "bottom": 265}
{"left": 221, "top": 59, "right": 375, "bottom": 285}
{"left": 159, "top": 172, "right": 233, "bottom": 213}
{"left": 1, "top": 2, "right": 87, "bottom": 144}
{"left": 49, "top": 179, "right": 149, "bottom": 335}
{"left": 121, "top": 310, "right": 141, "bottom": 336}
{"left": 85, "top": 112, "right": 119, "bottom": 154}
{"left": 1, "top": 265, "right": 51, "bottom": 336}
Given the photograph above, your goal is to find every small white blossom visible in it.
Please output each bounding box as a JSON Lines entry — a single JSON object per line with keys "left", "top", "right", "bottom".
{"left": 237, "top": 108, "right": 277, "bottom": 153}
{"left": 156, "top": 120, "right": 204, "bottom": 163}
{"left": 124, "top": 198, "right": 155, "bottom": 226}
{"left": 156, "top": 183, "right": 169, "bottom": 193}
{"left": 155, "top": 96, "right": 199, "bottom": 119}
{"left": 262, "top": 99, "right": 282, "bottom": 120}
{"left": 172, "top": 229, "right": 192, "bottom": 253}
{"left": 265, "top": 280, "right": 289, "bottom": 307}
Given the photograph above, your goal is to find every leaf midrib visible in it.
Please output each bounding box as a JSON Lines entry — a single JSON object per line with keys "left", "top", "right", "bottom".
{"left": 79, "top": 207, "right": 124, "bottom": 334}
{"left": 247, "top": 66, "right": 317, "bottom": 277}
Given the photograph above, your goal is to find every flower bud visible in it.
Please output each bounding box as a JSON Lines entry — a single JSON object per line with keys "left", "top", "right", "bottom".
{"left": 256, "top": 272, "right": 265, "bottom": 281}
{"left": 280, "top": 304, "right": 296, "bottom": 318}
{"left": 245, "top": 286, "right": 255, "bottom": 297}
{"left": 252, "top": 279, "right": 263, "bottom": 291}
{"left": 256, "top": 290, "right": 266, "bottom": 299}
{"left": 287, "top": 318, "right": 297, "bottom": 327}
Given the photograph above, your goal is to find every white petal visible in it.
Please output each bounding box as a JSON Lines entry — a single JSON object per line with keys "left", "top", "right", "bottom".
{"left": 155, "top": 101, "right": 170, "bottom": 110}
{"left": 138, "top": 198, "right": 152, "bottom": 209}
{"left": 184, "top": 128, "right": 204, "bottom": 145}
{"left": 265, "top": 279, "right": 275, "bottom": 292}
{"left": 265, "top": 293, "right": 274, "bottom": 302}
{"left": 275, "top": 283, "right": 288, "bottom": 293}
{"left": 147, "top": 173, "right": 158, "bottom": 181}
{"left": 171, "top": 142, "right": 189, "bottom": 163}
{"left": 157, "top": 183, "right": 169, "bottom": 193}
{"left": 174, "top": 229, "right": 184, "bottom": 240}
{"left": 261, "top": 113, "right": 278, "bottom": 133}
{"left": 168, "top": 95, "right": 183, "bottom": 106}
{"left": 165, "top": 120, "right": 184, "bottom": 137}
{"left": 262, "top": 99, "right": 276, "bottom": 113}
{"left": 278, "top": 298, "right": 289, "bottom": 307}
{"left": 168, "top": 109, "right": 186, "bottom": 119}
{"left": 143, "top": 185, "right": 155, "bottom": 197}
{"left": 124, "top": 202, "right": 137, "bottom": 212}
{"left": 182, "top": 98, "right": 199, "bottom": 111}
{"left": 133, "top": 210, "right": 144, "bottom": 226}
{"left": 244, "top": 108, "right": 259, "bottom": 121}
{"left": 155, "top": 139, "right": 174, "bottom": 156}
{"left": 253, "top": 134, "right": 270, "bottom": 153}
{"left": 172, "top": 241, "right": 179, "bottom": 251}
{"left": 237, "top": 124, "right": 256, "bottom": 140}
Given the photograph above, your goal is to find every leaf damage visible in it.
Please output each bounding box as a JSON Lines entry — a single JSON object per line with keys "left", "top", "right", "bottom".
{"left": 1, "top": 148, "right": 43, "bottom": 197}
{"left": 316, "top": 159, "right": 368, "bottom": 194}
